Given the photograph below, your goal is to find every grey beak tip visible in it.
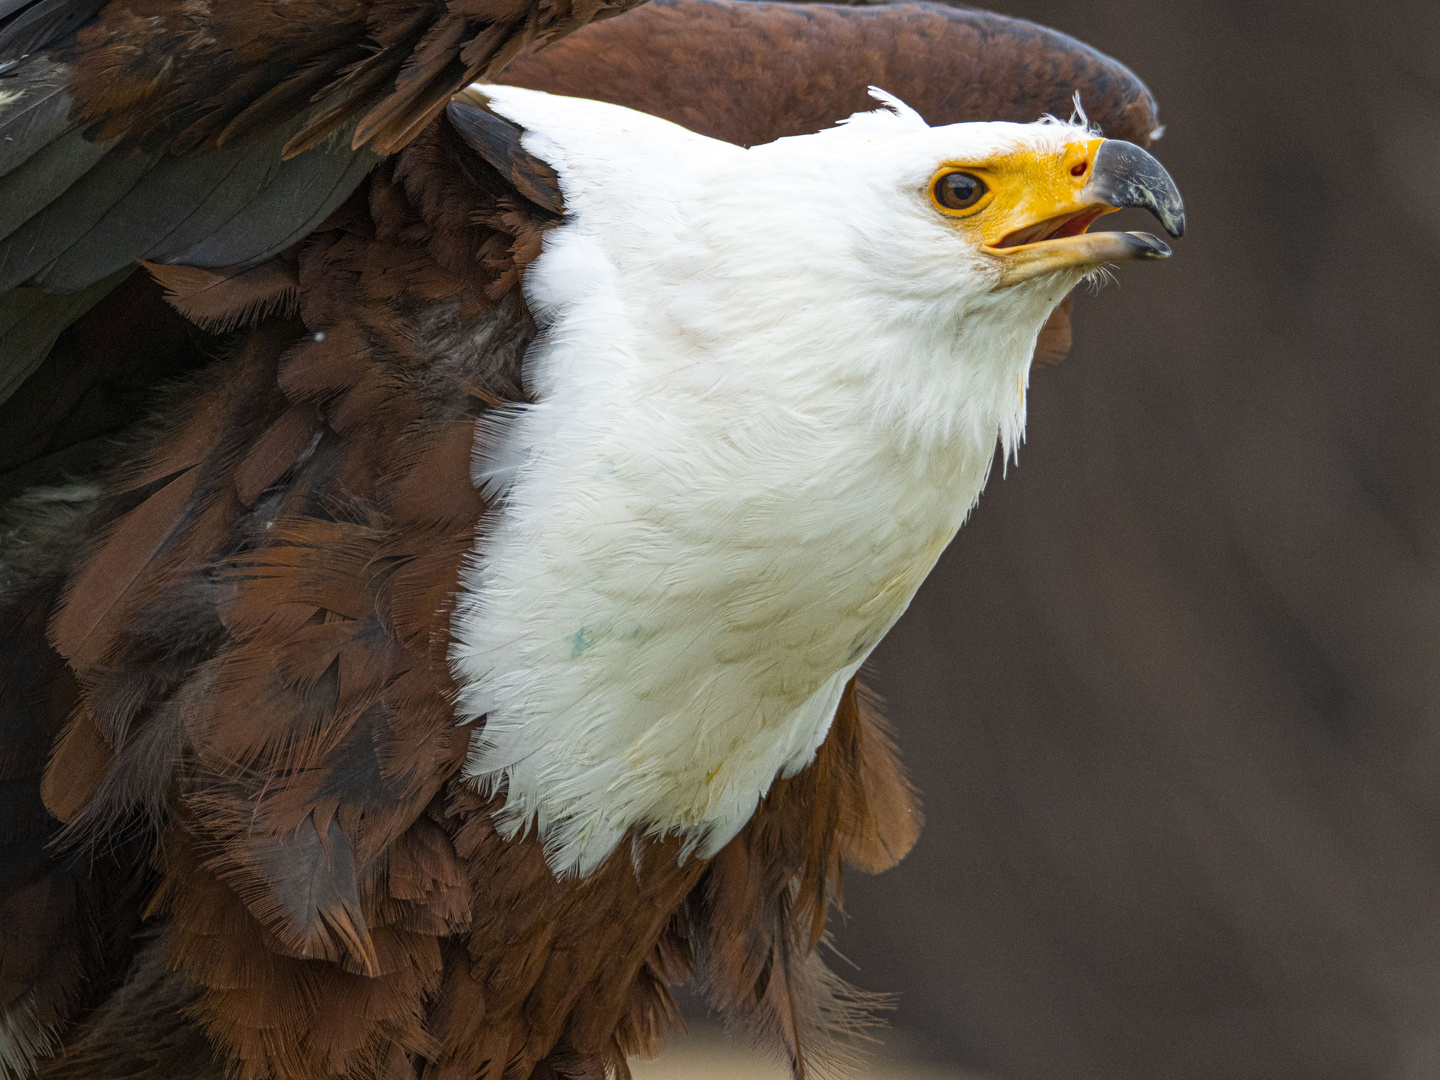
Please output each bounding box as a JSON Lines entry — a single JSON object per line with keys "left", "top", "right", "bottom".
{"left": 1127, "top": 232, "right": 1172, "bottom": 258}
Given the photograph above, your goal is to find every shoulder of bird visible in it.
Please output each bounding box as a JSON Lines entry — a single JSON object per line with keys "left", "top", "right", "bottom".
{"left": 0, "top": 3, "right": 1178, "bottom": 1080}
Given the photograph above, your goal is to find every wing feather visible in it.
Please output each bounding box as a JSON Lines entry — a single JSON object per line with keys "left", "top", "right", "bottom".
{"left": 158, "top": 142, "right": 380, "bottom": 271}
{"left": 0, "top": 130, "right": 115, "bottom": 244}
{"left": 0, "top": 0, "right": 103, "bottom": 61}
{"left": 0, "top": 149, "right": 156, "bottom": 294}
{"left": 497, "top": 0, "right": 1162, "bottom": 145}
{"left": 0, "top": 59, "right": 81, "bottom": 186}
{"left": 0, "top": 269, "right": 129, "bottom": 404}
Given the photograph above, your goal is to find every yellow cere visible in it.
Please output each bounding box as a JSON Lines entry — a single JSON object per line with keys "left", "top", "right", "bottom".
{"left": 927, "top": 138, "right": 1111, "bottom": 249}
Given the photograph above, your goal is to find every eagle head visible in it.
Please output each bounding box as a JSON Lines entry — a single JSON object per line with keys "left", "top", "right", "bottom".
{"left": 455, "top": 82, "right": 1183, "bottom": 457}
{"left": 445, "top": 84, "right": 1184, "bottom": 875}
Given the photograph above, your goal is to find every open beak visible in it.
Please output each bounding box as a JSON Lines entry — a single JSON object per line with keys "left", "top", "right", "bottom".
{"left": 988, "top": 140, "right": 1185, "bottom": 289}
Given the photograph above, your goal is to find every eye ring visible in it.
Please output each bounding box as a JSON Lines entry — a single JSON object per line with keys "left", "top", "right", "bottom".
{"left": 931, "top": 170, "right": 989, "bottom": 213}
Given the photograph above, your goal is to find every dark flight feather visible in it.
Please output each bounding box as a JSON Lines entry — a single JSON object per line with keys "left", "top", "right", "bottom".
{"left": 0, "top": 60, "right": 76, "bottom": 172}
{"left": 0, "top": 133, "right": 114, "bottom": 258}
{"left": 0, "top": 147, "right": 156, "bottom": 294}
{"left": 0, "top": 0, "right": 104, "bottom": 61}
{"left": 0, "top": 269, "right": 128, "bottom": 402}
{"left": 34, "top": 151, "right": 265, "bottom": 291}
{"left": 156, "top": 132, "right": 381, "bottom": 271}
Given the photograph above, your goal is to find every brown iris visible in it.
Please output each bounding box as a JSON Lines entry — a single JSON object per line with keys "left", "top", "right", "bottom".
{"left": 932, "top": 171, "right": 988, "bottom": 211}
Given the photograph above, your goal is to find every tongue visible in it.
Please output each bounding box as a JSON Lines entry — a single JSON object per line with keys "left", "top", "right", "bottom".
{"left": 997, "top": 206, "right": 1111, "bottom": 248}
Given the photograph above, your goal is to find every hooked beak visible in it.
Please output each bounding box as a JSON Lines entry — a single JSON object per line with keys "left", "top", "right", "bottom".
{"left": 989, "top": 139, "right": 1185, "bottom": 289}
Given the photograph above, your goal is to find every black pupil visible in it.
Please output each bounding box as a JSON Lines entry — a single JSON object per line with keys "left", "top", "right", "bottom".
{"left": 939, "top": 172, "right": 984, "bottom": 209}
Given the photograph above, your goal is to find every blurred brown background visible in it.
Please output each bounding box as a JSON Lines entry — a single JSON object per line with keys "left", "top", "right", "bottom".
{"left": 826, "top": 2, "right": 1440, "bottom": 1078}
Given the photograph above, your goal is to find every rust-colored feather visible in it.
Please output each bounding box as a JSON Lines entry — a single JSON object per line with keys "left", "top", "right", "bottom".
{"left": 48, "top": 465, "right": 200, "bottom": 669}
{"left": 144, "top": 260, "right": 301, "bottom": 335}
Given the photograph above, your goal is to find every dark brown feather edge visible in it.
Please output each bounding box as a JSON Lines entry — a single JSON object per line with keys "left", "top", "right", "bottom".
{"left": 445, "top": 91, "right": 564, "bottom": 215}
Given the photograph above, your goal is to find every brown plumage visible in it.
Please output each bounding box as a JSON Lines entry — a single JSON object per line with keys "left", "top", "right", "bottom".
{"left": 497, "top": 0, "right": 1158, "bottom": 146}
{"left": 0, "top": 2, "right": 1164, "bottom": 1079}
{"left": 45, "top": 0, "right": 645, "bottom": 157}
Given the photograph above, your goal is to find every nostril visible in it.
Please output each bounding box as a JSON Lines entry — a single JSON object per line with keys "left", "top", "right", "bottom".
{"left": 1071, "top": 161, "right": 1088, "bottom": 177}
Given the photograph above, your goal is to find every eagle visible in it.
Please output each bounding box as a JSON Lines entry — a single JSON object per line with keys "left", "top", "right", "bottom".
{"left": 0, "top": 2, "right": 1183, "bottom": 1080}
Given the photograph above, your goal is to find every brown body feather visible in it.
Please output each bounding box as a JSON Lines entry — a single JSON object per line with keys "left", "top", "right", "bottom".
{"left": 0, "top": 2, "right": 1163, "bottom": 1078}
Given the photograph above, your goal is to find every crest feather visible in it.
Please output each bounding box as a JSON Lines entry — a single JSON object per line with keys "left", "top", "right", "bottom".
{"left": 832, "top": 86, "right": 929, "bottom": 136}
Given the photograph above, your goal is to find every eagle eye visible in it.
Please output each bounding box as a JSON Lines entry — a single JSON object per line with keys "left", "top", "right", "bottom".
{"left": 931, "top": 170, "right": 988, "bottom": 213}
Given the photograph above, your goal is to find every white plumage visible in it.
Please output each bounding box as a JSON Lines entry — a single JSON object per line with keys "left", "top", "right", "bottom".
{"left": 450, "top": 86, "right": 1101, "bottom": 875}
